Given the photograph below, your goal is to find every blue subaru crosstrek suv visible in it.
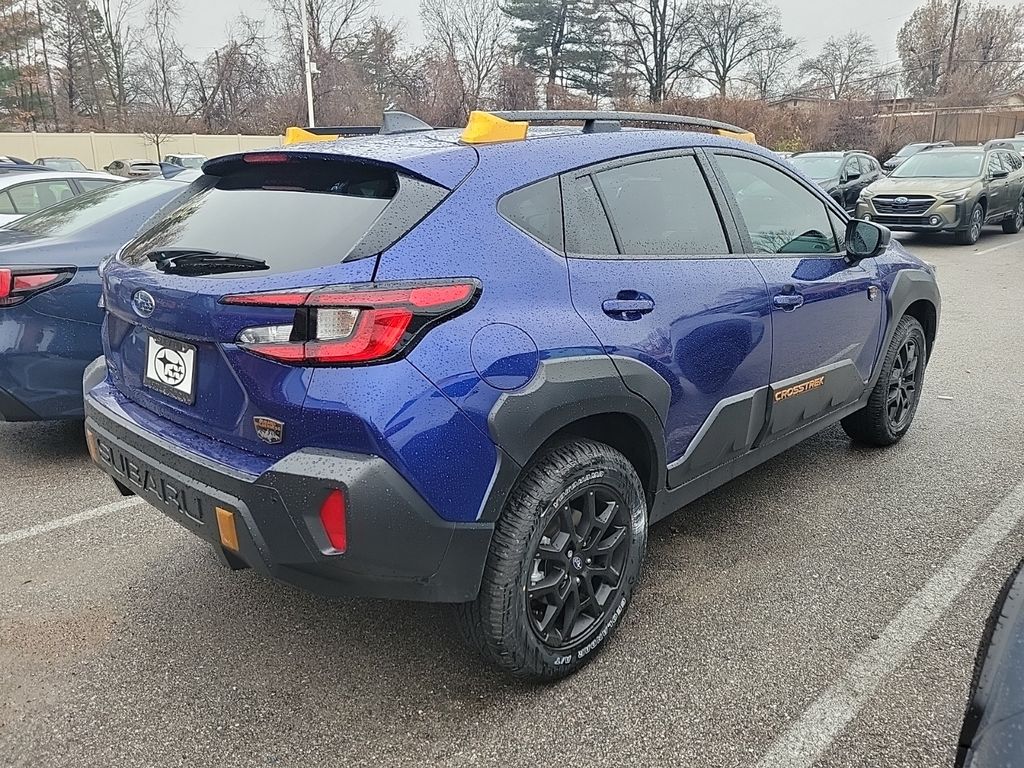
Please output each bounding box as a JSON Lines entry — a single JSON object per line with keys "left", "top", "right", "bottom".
{"left": 84, "top": 110, "right": 940, "bottom": 680}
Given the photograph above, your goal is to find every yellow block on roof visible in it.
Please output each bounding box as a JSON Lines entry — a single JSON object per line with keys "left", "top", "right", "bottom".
{"left": 461, "top": 111, "right": 529, "bottom": 145}
{"left": 714, "top": 128, "right": 757, "bottom": 144}
{"left": 283, "top": 126, "right": 338, "bottom": 145}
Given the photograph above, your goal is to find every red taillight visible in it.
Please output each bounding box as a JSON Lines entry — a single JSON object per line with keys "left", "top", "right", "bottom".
{"left": 319, "top": 489, "right": 347, "bottom": 552}
{"left": 220, "top": 279, "right": 480, "bottom": 366}
{"left": 0, "top": 268, "right": 74, "bottom": 307}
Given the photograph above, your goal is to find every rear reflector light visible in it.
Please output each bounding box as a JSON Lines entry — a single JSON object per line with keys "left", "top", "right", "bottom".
{"left": 221, "top": 279, "right": 480, "bottom": 366}
{"left": 0, "top": 267, "right": 74, "bottom": 307}
{"left": 319, "top": 489, "right": 347, "bottom": 552}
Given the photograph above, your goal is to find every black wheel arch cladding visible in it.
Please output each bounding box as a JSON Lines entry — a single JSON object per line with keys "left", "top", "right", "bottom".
{"left": 487, "top": 355, "right": 668, "bottom": 498}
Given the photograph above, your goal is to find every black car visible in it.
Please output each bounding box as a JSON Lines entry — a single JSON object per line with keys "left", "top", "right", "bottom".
{"left": 788, "top": 150, "right": 883, "bottom": 214}
{"left": 884, "top": 141, "right": 955, "bottom": 173}
{"left": 957, "top": 559, "right": 1024, "bottom": 767}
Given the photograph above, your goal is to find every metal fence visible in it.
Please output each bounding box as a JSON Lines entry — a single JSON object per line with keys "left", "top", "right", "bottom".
{"left": 0, "top": 132, "right": 281, "bottom": 169}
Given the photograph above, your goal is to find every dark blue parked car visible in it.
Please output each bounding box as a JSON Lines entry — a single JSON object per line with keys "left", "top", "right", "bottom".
{"left": 0, "top": 171, "right": 201, "bottom": 420}
{"left": 83, "top": 111, "right": 940, "bottom": 680}
{"left": 958, "top": 559, "right": 1024, "bottom": 767}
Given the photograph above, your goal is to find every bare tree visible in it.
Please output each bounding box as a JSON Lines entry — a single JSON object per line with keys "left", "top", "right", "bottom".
{"left": 604, "top": 0, "right": 697, "bottom": 103}
{"left": 95, "top": 0, "right": 138, "bottom": 126}
{"left": 140, "top": 0, "right": 185, "bottom": 115}
{"left": 421, "top": 0, "right": 511, "bottom": 115}
{"left": 744, "top": 35, "right": 799, "bottom": 99}
{"left": 896, "top": 0, "right": 950, "bottom": 97}
{"left": 689, "top": 0, "right": 787, "bottom": 98}
{"left": 798, "top": 31, "right": 877, "bottom": 100}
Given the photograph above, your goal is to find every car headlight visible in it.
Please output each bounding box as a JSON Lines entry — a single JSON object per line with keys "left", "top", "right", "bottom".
{"left": 939, "top": 189, "right": 972, "bottom": 202}
{"left": 860, "top": 188, "right": 875, "bottom": 199}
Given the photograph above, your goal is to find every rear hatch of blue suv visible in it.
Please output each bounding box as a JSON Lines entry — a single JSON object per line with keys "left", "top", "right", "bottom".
{"left": 85, "top": 143, "right": 498, "bottom": 602}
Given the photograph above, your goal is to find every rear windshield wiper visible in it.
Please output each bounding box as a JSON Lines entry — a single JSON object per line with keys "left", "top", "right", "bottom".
{"left": 147, "top": 249, "right": 269, "bottom": 276}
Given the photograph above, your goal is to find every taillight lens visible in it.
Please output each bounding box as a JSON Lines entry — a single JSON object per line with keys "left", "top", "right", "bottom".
{"left": 0, "top": 267, "right": 74, "bottom": 307}
{"left": 221, "top": 279, "right": 480, "bottom": 366}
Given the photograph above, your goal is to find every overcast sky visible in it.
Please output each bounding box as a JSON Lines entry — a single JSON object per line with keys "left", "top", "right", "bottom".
{"left": 172, "top": 0, "right": 1024, "bottom": 64}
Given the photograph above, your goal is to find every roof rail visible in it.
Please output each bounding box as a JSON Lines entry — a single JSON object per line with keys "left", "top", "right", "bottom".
{"left": 283, "top": 111, "right": 433, "bottom": 145}
{"left": 488, "top": 110, "right": 752, "bottom": 139}
{"left": 985, "top": 140, "right": 1017, "bottom": 151}
{"left": 458, "top": 110, "right": 755, "bottom": 144}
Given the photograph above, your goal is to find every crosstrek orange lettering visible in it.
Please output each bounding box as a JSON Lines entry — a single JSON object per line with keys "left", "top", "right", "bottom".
{"left": 774, "top": 376, "right": 826, "bottom": 402}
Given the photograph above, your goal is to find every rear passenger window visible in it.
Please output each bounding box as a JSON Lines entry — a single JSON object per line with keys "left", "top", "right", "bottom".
{"left": 77, "top": 178, "right": 117, "bottom": 193}
{"left": 9, "top": 179, "right": 76, "bottom": 214}
{"left": 715, "top": 154, "right": 840, "bottom": 255}
{"left": 564, "top": 176, "right": 617, "bottom": 254}
{"left": 1009, "top": 153, "right": 1024, "bottom": 171}
{"left": 594, "top": 156, "right": 728, "bottom": 256}
{"left": 498, "top": 177, "right": 563, "bottom": 251}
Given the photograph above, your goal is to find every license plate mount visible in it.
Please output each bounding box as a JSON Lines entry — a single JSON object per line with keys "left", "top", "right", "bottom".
{"left": 143, "top": 332, "right": 197, "bottom": 405}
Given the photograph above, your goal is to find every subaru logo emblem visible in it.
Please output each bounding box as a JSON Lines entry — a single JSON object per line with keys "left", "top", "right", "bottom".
{"left": 132, "top": 290, "right": 155, "bottom": 318}
{"left": 894, "top": 196, "right": 909, "bottom": 205}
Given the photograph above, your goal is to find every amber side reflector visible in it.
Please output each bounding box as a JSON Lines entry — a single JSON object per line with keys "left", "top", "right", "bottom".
{"left": 460, "top": 111, "right": 529, "bottom": 145}
{"left": 215, "top": 507, "right": 240, "bottom": 553}
{"left": 85, "top": 428, "right": 99, "bottom": 463}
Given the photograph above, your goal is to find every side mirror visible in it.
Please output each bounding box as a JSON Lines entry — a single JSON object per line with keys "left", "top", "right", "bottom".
{"left": 845, "top": 171, "right": 861, "bottom": 182}
{"left": 991, "top": 169, "right": 1010, "bottom": 179}
{"left": 846, "top": 219, "right": 891, "bottom": 261}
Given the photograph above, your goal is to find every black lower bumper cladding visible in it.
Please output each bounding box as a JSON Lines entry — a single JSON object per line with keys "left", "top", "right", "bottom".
{"left": 84, "top": 396, "right": 493, "bottom": 602}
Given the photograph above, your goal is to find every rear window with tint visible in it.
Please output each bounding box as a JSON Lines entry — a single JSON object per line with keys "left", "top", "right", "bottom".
{"left": 120, "top": 160, "right": 445, "bottom": 275}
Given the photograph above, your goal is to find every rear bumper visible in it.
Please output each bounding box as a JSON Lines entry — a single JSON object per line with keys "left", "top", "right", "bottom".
{"left": 84, "top": 363, "right": 493, "bottom": 602}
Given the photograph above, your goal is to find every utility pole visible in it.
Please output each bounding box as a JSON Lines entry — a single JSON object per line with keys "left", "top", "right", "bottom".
{"left": 299, "top": 0, "right": 315, "bottom": 127}
{"left": 945, "top": 0, "right": 962, "bottom": 93}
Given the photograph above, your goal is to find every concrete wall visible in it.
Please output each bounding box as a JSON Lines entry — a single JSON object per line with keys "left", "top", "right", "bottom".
{"left": 0, "top": 132, "right": 282, "bottom": 169}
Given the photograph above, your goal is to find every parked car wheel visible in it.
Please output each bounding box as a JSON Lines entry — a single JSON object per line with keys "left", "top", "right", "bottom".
{"left": 456, "top": 438, "right": 647, "bottom": 681}
{"left": 841, "top": 315, "right": 927, "bottom": 446}
{"left": 956, "top": 204, "right": 985, "bottom": 245}
{"left": 1001, "top": 197, "right": 1023, "bottom": 234}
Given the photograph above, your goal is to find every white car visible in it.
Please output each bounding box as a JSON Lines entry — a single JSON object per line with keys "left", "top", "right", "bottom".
{"left": 0, "top": 170, "right": 122, "bottom": 226}
{"left": 104, "top": 159, "right": 162, "bottom": 178}
{"left": 163, "top": 153, "right": 207, "bottom": 170}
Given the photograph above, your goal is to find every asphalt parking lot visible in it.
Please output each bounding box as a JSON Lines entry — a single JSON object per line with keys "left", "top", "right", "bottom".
{"left": 2, "top": 227, "right": 1023, "bottom": 768}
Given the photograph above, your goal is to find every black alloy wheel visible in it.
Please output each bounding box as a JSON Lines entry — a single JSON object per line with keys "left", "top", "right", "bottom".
{"left": 526, "top": 485, "right": 631, "bottom": 649}
{"left": 887, "top": 335, "right": 920, "bottom": 432}
{"left": 456, "top": 438, "right": 647, "bottom": 681}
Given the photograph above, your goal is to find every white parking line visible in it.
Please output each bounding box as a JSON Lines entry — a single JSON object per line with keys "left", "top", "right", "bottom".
{"left": 975, "top": 238, "right": 1023, "bottom": 256}
{"left": 755, "top": 476, "right": 1024, "bottom": 768}
{"left": 0, "top": 498, "right": 143, "bottom": 547}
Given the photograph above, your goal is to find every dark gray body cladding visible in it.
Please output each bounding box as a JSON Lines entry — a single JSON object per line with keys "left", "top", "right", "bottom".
{"left": 486, "top": 267, "right": 939, "bottom": 526}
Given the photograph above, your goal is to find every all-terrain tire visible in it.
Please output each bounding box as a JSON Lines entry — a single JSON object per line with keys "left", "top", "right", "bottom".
{"left": 955, "top": 203, "right": 984, "bottom": 245}
{"left": 1001, "top": 197, "right": 1024, "bottom": 234}
{"left": 455, "top": 438, "right": 647, "bottom": 682}
{"left": 841, "top": 315, "right": 927, "bottom": 446}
